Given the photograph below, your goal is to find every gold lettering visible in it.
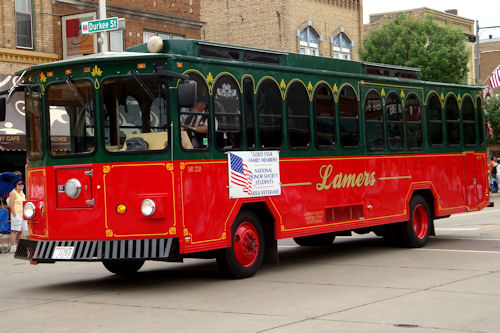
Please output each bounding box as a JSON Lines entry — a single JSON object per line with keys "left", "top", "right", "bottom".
{"left": 369, "top": 172, "right": 376, "bottom": 186}
{"left": 355, "top": 173, "right": 364, "bottom": 187}
{"left": 316, "top": 164, "right": 333, "bottom": 191}
{"left": 341, "top": 173, "right": 357, "bottom": 188}
{"left": 332, "top": 172, "right": 343, "bottom": 189}
{"left": 315, "top": 164, "right": 377, "bottom": 191}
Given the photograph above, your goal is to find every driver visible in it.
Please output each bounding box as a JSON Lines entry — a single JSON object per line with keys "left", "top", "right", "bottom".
{"left": 182, "top": 102, "right": 208, "bottom": 148}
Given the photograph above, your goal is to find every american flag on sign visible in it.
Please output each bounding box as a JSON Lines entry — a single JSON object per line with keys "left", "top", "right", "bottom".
{"left": 229, "top": 153, "right": 253, "bottom": 194}
{"left": 490, "top": 65, "right": 500, "bottom": 89}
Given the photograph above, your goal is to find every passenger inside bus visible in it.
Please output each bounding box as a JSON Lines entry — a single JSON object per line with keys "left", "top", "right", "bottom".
{"left": 181, "top": 101, "right": 209, "bottom": 149}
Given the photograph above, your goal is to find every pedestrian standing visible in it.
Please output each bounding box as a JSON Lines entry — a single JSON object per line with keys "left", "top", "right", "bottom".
{"left": 9, "top": 180, "right": 27, "bottom": 253}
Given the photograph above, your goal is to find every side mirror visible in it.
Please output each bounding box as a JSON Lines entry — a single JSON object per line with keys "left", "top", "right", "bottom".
{"left": 178, "top": 80, "right": 197, "bottom": 108}
{"left": 0, "top": 97, "right": 6, "bottom": 122}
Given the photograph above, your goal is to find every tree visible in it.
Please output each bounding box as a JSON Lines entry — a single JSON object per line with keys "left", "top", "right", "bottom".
{"left": 485, "top": 97, "right": 500, "bottom": 145}
{"left": 360, "top": 14, "right": 470, "bottom": 84}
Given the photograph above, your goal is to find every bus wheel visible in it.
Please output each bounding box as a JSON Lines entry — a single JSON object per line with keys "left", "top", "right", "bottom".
{"left": 217, "top": 211, "right": 265, "bottom": 279}
{"left": 398, "top": 195, "right": 431, "bottom": 248}
{"left": 293, "top": 233, "right": 336, "bottom": 246}
{"left": 102, "top": 260, "right": 145, "bottom": 275}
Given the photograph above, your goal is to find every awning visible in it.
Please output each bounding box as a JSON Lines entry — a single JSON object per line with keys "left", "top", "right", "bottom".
{"left": 0, "top": 74, "right": 26, "bottom": 152}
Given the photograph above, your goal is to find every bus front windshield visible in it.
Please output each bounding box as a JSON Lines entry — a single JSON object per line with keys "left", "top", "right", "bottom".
{"left": 102, "top": 75, "right": 169, "bottom": 152}
{"left": 46, "top": 80, "right": 95, "bottom": 156}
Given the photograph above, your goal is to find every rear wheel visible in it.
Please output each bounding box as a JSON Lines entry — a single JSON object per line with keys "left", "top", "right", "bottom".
{"left": 293, "top": 233, "right": 336, "bottom": 246}
{"left": 102, "top": 260, "right": 145, "bottom": 276}
{"left": 398, "top": 195, "right": 432, "bottom": 248}
{"left": 217, "top": 211, "right": 265, "bottom": 279}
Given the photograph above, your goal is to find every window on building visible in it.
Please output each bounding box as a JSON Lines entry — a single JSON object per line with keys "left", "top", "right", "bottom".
{"left": 314, "top": 84, "right": 335, "bottom": 149}
{"left": 143, "top": 31, "right": 185, "bottom": 43}
{"left": 333, "top": 33, "right": 351, "bottom": 60}
{"left": 15, "top": 0, "right": 33, "bottom": 49}
{"left": 300, "top": 26, "right": 320, "bottom": 56}
{"left": 365, "top": 90, "right": 384, "bottom": 151}
{"left": 427, "top": 93, "right": 443, "bottom": 147}
{"left": 405, "top": 94, "right": 422, "bottom": 150}
{"left": 110, "top": 30, "right": 124, "bottom": 52}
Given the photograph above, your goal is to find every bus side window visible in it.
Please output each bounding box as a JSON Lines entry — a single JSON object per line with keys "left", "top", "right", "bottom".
{"left": 462, "top": 96, "right": 476, "bottom": 147}
{"left": 477, "top": 97, "right": 484, "bottom": 145}
{"left": 427, "top": 93, "right": 443, "bottom": 147}
{"left": 243, "top": 77, "right": 256, "bottom": 149}
{"left": 445, "top": 95, "right": 460, "bottom": 147}
{"left": 386, "top": 92, "right": 403, "bottom": 150}
{"left": 405, "top": 94, "right": 422, "bottom": 150}
{"left": 286, "top": 81, "right": 310, "bottom": 149}
{"left": 314, "top": 84, "right": 335, "bottom": 149}
{"left": 213, "top": 75, "right": 242, "bottom": 151}
{"left": 365, "top": 90, "right": 384, "bottom": 151}
{"left": 339, "top": 86, "right": 359, "bottom": 149}
{"left": 257, "top": 79, "right": 283, "bottom": 149}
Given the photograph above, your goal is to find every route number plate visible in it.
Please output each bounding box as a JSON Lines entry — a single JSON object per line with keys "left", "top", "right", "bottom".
{"left": 52, "top": 246, "right": 75, "bottom": 259}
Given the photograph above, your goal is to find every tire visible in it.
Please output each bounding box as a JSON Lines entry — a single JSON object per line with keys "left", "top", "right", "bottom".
{"left": 293, "top": 233, "right": 336, "bottom": 246}
{"left": 102, "top": 260, "right": 145, "bottom": 276}
{"left": 216, "top": 211, "right": 265, "bottom": 279}
{"left": 397, "top": 195, "right": 432, "bottom": 248}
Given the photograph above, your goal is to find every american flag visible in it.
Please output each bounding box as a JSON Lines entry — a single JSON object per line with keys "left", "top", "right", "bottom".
{"left": 491, "top": 65, "right": 500, "bottom": 90}
{"left": 229, "top": 153, "right": 253, "bottom": 194}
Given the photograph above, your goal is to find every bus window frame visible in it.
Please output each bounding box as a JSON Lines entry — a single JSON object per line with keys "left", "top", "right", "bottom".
{"left": 100, "top": 74, "right": 170, "bottom": 155}
{"left": 45, "top": 78, "right": 97, "bottom": 159}
{"left": 426, "top": 92, "right": 443, "bottom": 148}
{"left": 364, "top": 89, "right": 385, "bottom": 152}
{"left": 25, "top": 85, "right": 44, "bottom": 160}
{"left": 445, "top": 95, "right": 461, "bottom": 148}
{"left": 313, "top": 83, "right": 336, "bottom": 150}
{"left": 461, "top": 95, "right": 476, "bottom": 148}
{"left": 257, "top": 78, "right": 283, "bottom": 150}
{"left": 286, "top": 80, "right": 311, "bottom": 151}
{"left": 477, "top": 97, "right": 484, "bottom": 146}
{"left": 405, "top": 93, "right": 423, "bottom": 151}
{"left": 385, "top": 91, "right": 404, "bottom": 151}
{"left": 338, "top": 85, "right": 360, "bottom": 150}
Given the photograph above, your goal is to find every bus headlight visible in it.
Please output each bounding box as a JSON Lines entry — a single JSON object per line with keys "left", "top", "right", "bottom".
{"left": 141, "top": 199, "right": 156, "bottom": 217}
{"left": 24, "top": 202, "right": 36, "bottom": 219}
{"left": 65, "top": 178, "right": 82, "bottom": 198}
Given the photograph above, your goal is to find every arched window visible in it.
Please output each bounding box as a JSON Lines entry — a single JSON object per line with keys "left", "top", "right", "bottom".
{"left": 243, "top": 77, "right": 256, "bottom": 149}
{"left": 257, "top": 79, "right": 283, "bottom": 149}
{"left": 445, "top": 95, "right": 460, "bottom": 146}
{"left": 427, "top": 94, "right": 443, "bottom": 147}
{"left": 365, "top": 90, "right": 384, "bottom": 150}
{"left": 333, "top": 33, "right": 352, "bottom": 60}
{"left": 179, "top": 72, "right": 210, "bottom": 150}
{"left": 462, "top": 96, "right": 476, "bottom": 147}
{"left": 338, "top": 86, "right": 359, "bottom": 148}
{"left": 386, "top": 92, "right": 403, "bottom": 150}
{"left": 477, "top": 97, "right": 484, "bottom": 145}
{"left": 300, "top": 26, "right": 320, "bottom": 56}
{"left": 405, "top": 94, "right": 422, "bottom": 150}
{"left": 314, "top": 84, "right": 335, "bottom": 148}
{"left": 213, "top": 75, "right": 242, "bottom": 150}
{"left": 286, "top": 82, "right": 310, "bottom": 149}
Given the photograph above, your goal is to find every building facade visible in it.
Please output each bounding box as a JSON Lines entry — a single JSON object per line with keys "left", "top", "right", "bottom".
{"left": 480, "top": 37, "right": 500, "bottom": 96}
{"left": 364, "top": 7, "right": 477, "bottom": 85}
{"left": 201, "top": 0, "right": 363, "bottom": 60}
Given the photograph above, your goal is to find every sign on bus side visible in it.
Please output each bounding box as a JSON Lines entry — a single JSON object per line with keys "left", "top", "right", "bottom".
{"left": 81, "top": 17, "right": 119, "bottom": 35}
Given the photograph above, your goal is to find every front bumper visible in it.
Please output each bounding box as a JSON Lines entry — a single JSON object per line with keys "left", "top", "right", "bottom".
{"left": 15, "top": 238, "right": 179, "bottom": 263}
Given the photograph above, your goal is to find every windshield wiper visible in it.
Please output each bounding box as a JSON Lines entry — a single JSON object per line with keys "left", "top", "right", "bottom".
{"left": 130, "top": 71, "right": 156, "bottom": 101}
{"left": 64, "top": 76, "right": 91, "bottom": 112}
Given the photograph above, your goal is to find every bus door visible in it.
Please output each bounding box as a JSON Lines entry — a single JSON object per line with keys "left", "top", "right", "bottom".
{"left": 463, "top": 151, "right": 478, "bottom": 210}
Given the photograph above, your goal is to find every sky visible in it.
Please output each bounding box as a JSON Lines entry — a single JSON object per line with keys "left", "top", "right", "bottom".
{"left": 363, "top": 0, "right": 500, "bottom": 40}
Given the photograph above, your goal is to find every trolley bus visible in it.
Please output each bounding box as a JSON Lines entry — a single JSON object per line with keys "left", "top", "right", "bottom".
{"left": 4, "top": 38, "right": 488, "bottom": 278}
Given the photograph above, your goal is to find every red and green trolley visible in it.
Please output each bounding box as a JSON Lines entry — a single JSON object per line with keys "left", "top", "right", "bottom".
{"left": 3, "top": 38, "right": 488, "bottom": 278}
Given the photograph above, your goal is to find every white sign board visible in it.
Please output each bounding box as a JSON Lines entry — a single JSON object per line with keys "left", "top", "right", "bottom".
{"left": 227, "top": 151, "right": 281, "bottom": 199}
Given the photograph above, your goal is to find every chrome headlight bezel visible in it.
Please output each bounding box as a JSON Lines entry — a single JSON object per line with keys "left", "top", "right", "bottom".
{"left": 141, "top": 199, "right": 156, "bottom": 217}
{"left": 23, "top": 201, "right": 36, "bottom": 219}
{"left": 65, "top": 178, "right": 82, "bottom": 199}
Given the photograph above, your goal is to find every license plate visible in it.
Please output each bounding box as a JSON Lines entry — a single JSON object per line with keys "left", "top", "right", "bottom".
{"left": 52, "top": 246, "right": 75, "bottom": 259}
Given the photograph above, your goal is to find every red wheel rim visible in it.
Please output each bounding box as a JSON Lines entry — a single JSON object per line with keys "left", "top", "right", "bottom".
{"left": 412, "top": 204, "right": 429, "bottom": 239}
{"left": 233, "top": 222, "right": 260, "bottom": 267}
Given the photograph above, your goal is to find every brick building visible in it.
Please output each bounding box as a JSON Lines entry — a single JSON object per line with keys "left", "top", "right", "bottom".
{"left": 480, "top": 37, "right": 500, "bottom": 96}
{"left": 200, "top": 0, "right": 363, "bottom": 60}
{"left": 364, "top": 7, "right": 477, "bottom": 85}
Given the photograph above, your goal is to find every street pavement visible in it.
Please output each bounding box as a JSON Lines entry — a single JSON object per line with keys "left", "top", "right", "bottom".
{"left": 1, "top": 195, "right": 500, "bottom": 332}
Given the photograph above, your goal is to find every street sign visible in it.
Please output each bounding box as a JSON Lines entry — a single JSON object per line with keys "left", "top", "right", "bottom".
{"left": 81, "top": 17, "right": 119, "bottom": 35}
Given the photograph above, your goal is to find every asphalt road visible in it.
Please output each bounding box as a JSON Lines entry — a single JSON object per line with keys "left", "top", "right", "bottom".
{"left": 2, "top": 195, "right": 500, "bottom": 332}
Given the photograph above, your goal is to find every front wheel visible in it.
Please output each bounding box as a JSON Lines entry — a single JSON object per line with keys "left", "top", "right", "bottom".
{"left": 102, "top": 260, "right": 145, "bottom": 276}
{"left": 217, "top": 211, "right": 265, "bottom": 279}
{"left": 398, "top": 195, "right": 432, "bottom": 248}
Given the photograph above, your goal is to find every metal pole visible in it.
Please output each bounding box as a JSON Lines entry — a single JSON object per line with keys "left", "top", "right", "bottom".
{"left": 476, "top": 20, "right": 480, "bottom": 85}
{"left": 99, "top": 0, "right": 108, "bottom": 52}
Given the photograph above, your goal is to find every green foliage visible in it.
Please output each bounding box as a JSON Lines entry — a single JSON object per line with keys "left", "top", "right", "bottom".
{"left": 485, "top": 97, "right": 500, "bottom": 145}
{"left": 360, "top": 14, "right": 470, "bottom": 84}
